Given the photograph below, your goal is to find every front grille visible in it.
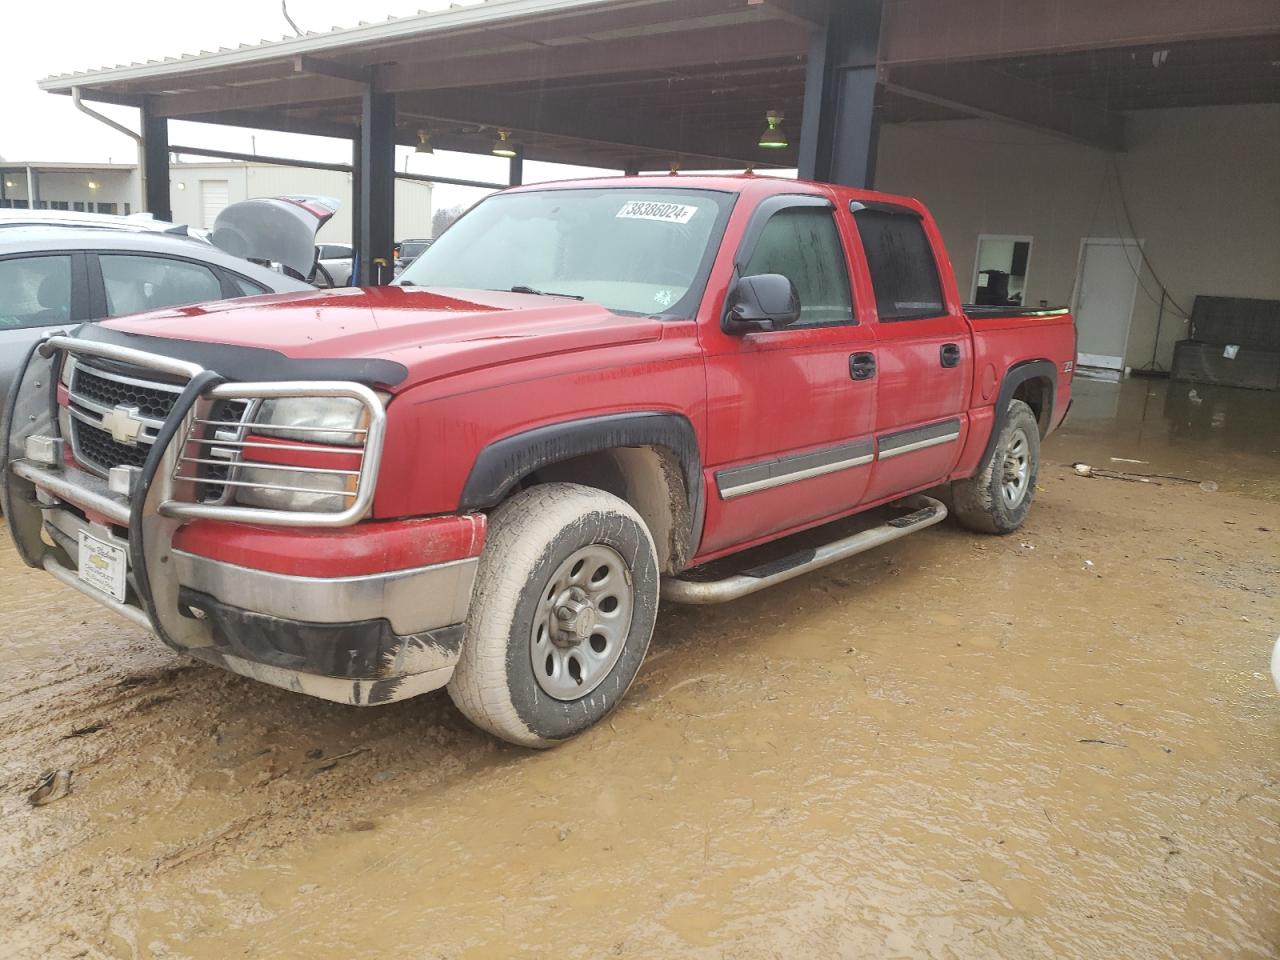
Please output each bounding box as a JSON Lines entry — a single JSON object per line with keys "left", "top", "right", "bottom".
{"left": 192, "top": 399, "right": 251, "bottom": 502}
{"left": 73, "top": 367, "right": 179, "bottom": 420}
{"left": 75, "top": 421, "right": 151, "bottom": 471}
{"left": 67, "top": 361, "right": 184, "bottom": 476}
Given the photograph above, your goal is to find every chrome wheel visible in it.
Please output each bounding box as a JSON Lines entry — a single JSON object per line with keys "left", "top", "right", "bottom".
{"left": 530, "top": 543, "right": 635, "bottom": 701}
{"left": 1001, "top": 428, "right": 1032, "bottom": 507}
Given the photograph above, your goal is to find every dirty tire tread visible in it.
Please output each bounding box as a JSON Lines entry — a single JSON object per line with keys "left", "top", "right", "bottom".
{"left": 447, "top": 483, "right": 659, "bottom": 748}
{"left": 951, "top": 399, "right": 1040, "bottom": 535}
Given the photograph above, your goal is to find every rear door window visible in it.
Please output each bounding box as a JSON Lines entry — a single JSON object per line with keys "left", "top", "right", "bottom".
{"left": 0, "top": 255, "right": 74, "bottom": 329}
{"left": 852, "top": 207, "right": 945, "bottom": 321}
{"left": 742, "top": 208, "right": 854, "bottom": 327}
{"left": 99, "top": 254, "right": 224, "bottom": 316}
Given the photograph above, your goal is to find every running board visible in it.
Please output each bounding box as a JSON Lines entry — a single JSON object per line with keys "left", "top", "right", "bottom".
{"left": 661, "top": 495, "right": 948, "bottom": 605}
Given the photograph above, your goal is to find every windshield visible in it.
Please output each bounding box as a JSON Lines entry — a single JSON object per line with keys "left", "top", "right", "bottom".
{"left": 396, "top": 187, "right": 734, "bottom": 316}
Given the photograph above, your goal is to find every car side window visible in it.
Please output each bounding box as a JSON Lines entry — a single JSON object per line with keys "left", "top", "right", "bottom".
{"left": 742, "top": 208, "right": 854, "bottom": 328}
{"left": 99, "top": 254, "right": 224, "bottom": 317}
{"left": 0, "top": 255, "right": 74, "bottom": 329}
{"left": 852, "top": 207, "right": 945, "bottom": 321}
{"left": 227, "top": 273, "right": 269, "bottom": 297}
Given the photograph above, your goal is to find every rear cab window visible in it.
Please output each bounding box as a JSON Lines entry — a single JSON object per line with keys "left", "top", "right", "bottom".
{"left": 851, "top": 204, "right": 945, "bottom": 322}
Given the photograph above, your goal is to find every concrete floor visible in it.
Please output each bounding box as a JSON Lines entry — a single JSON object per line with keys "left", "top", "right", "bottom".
{"left": 0, "top": 376, "right": 1276, "bottom": 959}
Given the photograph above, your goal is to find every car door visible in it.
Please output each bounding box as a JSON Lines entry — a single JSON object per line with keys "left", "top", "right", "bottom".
{"left": 699, "top": 195, "right": 878, "bottom": 556}
{"left": 847, "top": 201, "right": 972, "bottom": 503}
{"left": 0, "top": 251, "right": 90, "bottom": 400}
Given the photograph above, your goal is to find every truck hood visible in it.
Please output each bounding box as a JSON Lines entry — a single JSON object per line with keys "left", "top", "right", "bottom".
{"left": 97, "top": 286, "right": 665, "bottom": 389}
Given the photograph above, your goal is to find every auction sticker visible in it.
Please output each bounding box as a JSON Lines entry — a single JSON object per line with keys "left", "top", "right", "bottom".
{"left": 616, "top": 201, "right": 697, "bottom": 224}
{"left": 78, "top": 530, "right": 127, "bottom": 602}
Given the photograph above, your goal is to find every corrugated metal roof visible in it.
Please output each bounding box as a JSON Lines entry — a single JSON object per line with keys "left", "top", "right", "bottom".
{"left": 39, "top": 0, "right": 617, "bottom": 90}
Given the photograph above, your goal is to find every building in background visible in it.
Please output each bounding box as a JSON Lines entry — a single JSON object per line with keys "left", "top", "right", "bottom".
{"left": 0, "top": 159, "right": 434, "bottom": 246}
{"left": 0, "top": 161, "right": 138, "bottom": 214}
{"left": 167, "top": 160, "right": 433, "bottom": 243}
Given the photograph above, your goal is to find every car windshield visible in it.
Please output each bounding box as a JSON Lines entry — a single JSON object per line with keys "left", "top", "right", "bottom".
{"left": 399, "top": 240, "right": 431, "bottom": 260}
{"left": 396, "top": 187, "right": 734, "bottom": 316}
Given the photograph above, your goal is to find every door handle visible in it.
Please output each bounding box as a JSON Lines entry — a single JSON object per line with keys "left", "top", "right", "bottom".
{"left": 940, "top": 343, "right": 961, "bottom": 368}
{"left": 849, "top": 352, "right": 876, "bottom": 381}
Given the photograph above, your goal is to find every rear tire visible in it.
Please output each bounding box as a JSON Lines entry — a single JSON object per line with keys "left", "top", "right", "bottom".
{"left": 952, "top": 399, "right": 1040, "bottom": 535}
{"left": 447, "top": 483, "right": 660, "bottom": 748}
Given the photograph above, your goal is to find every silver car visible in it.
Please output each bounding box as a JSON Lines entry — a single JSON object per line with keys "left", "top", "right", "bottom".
{"left": 0, "top": 225, "right": 310, "bottom": 400}
{"left": 315, "top": 243, "right": 354, "bottom": 287}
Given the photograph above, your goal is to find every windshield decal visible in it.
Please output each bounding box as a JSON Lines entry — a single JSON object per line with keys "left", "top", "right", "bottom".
{"left": 616, "top": 201, "right": 698, "bottom": 224}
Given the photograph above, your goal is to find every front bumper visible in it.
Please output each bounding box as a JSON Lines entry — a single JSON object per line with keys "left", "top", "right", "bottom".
{"left": 19, "top": 455, "right": 482, "bottom": 704}
{"left": 2, "top": 335, "right": 483, "bottom": 706}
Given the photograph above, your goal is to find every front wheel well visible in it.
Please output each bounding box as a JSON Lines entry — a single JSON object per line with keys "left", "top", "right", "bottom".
{"left": 512, "top": 446, "right": 692, "bottom": 574}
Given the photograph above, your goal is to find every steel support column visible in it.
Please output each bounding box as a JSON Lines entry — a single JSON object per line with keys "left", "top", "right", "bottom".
{"left": 141, "top": 103, "right": 172, "bottom": 221}
{"left": 797, "top": 0, "right": 884, "bottom": 189}
{"left": 25, "top": 166, "right": 40, "bottom": 211}
{"left": 350, "top": 137, "right": 363, "bottom": 284}
{"left": 357, "top": 86, "right": 396, "bottom": 286}
{"left": 508, "top": 145, "right": 524, "bottom": 187}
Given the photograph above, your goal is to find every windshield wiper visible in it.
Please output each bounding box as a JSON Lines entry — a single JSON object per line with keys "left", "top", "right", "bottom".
{"left": 504, "top": 285, "right": 585, "bottom": 301}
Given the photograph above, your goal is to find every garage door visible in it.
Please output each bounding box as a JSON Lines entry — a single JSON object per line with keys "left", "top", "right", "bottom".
{"left": 200, "top": 180, "right": 230, "bottom": 228}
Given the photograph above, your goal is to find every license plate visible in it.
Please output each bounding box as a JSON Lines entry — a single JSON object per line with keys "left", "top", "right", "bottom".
{"left": 78, "top": 530, "right": 127, "bottom": 602}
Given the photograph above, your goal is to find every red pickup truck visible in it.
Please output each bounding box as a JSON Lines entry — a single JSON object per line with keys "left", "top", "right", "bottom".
{"left": 3, "top": 176, "right": 1075, "bottom": 747}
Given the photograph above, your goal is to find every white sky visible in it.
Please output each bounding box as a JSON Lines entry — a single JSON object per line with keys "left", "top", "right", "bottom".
{"left": 0, "top": 0, "right": 618, "bottom": 211}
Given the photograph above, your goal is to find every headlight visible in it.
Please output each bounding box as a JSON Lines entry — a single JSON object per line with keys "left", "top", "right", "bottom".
{"left": 231, "top": 393, "right": 383, "bottom": 513}
{"left": 234, "top": 466, "right": 354, "bottom": 512}
{"left": 252, "top": 396, "right": 368, "bottom": 445}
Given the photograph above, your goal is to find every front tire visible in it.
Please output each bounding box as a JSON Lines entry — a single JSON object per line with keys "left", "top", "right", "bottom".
{"left": 951, "top": 399, "right": 1040, "bottom": 534}
{"left": 447, "top": 483, "right": 660, "bottom": 748}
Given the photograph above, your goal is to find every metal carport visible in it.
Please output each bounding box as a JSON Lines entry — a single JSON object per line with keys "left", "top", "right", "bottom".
{"left": 37, "top": 0, "right": 1280, "bottom": 284}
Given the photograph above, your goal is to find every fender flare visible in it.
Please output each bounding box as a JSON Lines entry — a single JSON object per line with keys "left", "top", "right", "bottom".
{"left": 458, "top": 411, "right": 705, "bottom": 559}
{"left": 980, "top": 360, "right": 1058, "bottom": 466}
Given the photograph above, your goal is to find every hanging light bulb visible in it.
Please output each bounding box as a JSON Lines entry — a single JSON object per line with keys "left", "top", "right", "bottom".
{"left": 758, "top": 110, "right": 788, "bottom": 150}
{"left": 491, "top": 129, "right": 517, "bottom": 158}
{"left": 415, "top": 129, "right": 433, "bottom": 154}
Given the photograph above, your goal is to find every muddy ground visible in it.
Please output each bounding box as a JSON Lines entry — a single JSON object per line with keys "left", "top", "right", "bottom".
{"left": 1, "top": 378, "right": 1277, "bottom": 959}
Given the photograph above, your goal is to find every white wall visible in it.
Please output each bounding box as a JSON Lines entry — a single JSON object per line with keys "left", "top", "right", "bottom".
{"left": 876, "top": 104, "right": 1280, "bottom": 368}
{"left": 0, "top": 166, "right": 138, "bottom": 213}
{"left": 167, "top": 162, "right": 434, "bottom": 243}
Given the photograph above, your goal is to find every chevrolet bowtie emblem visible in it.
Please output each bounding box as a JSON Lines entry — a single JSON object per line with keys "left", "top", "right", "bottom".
{"left": 101, "top": 405, "right": 144, "bottom": 446}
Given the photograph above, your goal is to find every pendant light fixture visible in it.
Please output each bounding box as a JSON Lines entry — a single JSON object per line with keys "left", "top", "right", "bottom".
{"left": 491, "top": 129, "right": 517, "bottom": 158}
{"left": 758, "top": 110, "right": 788, "bottom": 150}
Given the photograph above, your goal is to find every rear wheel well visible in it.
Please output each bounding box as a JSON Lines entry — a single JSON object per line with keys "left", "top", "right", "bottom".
{"left": 511, "top": 446, "right": 692, "bottom": 574}
{"left": 1011, "top": 377, "right": 1053, "bottom": 435}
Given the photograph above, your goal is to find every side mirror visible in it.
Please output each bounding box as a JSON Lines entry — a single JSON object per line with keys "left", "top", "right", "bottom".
{"left": 723, "top": 273, "right": 801, "bottom": 333}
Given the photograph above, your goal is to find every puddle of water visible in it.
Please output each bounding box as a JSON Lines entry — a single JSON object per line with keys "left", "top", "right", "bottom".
{"left": 1053, "top": 376, "right": 1280, "bottom": 502}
